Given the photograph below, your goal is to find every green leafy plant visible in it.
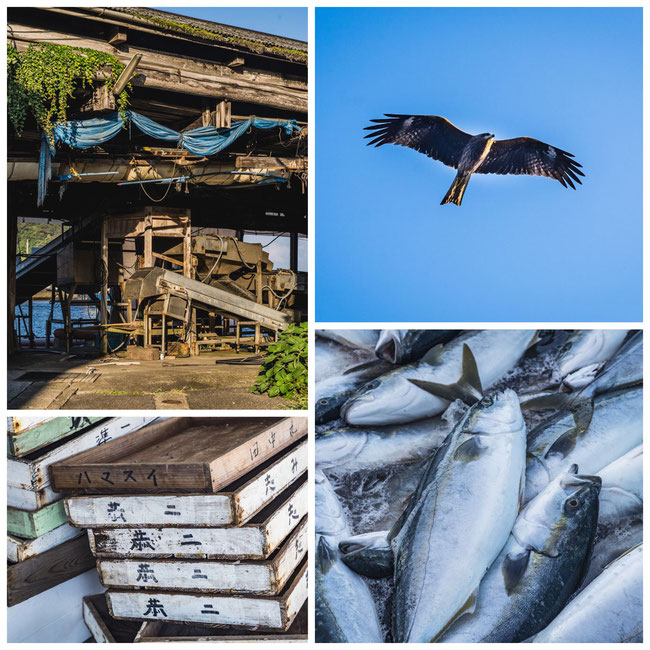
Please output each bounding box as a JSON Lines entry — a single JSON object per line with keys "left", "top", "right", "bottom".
{"left": 7, "top": 42, "right": 132, "bottom": 138}
{"left": 251, "top": 322, "right": 307, "bottom": 407}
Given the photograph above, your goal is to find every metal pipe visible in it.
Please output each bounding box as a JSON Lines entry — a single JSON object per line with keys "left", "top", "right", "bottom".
{"left": 113, "top": 53, "right": 142, "bottom": 96}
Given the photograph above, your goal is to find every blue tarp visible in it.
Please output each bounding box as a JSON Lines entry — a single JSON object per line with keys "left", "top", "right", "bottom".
{"left": 38, "top": 111, "right": 300, "bottom": 205}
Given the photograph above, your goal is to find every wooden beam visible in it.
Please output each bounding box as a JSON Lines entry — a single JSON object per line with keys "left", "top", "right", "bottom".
{"left": 8, "top": 23, "right": 307, "bottom": 112}
{"left": 235, "top": 156, "right": 307, "bottom": 171}
{"left": 100, "top": 216, "right": 108, "bottom": 355}
{"left": 227, "top": 56, "right": 245, "bottom": 68}
{"left": 107, "top": 26, "right": 127, "bottom": 46}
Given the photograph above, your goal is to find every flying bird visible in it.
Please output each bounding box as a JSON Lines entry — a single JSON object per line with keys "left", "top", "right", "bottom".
{"left": 364, "top": 115, "right": 584, "bottom": 206}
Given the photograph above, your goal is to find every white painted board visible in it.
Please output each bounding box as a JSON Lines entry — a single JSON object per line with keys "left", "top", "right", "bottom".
{"left": 96, "top": 518, "right": 308, "bottom": 594}
{"left": 7, "top": 483, "right": 60, "bottom": 511}
{"left": 107, "top": 564, "right": 306, "bottom": 629}
{"left": 89, "top": 481, "right": 308, "bottom": 559}
{"left": 7, "top": 522, "right": 84, "bottom": 563}
{"left": 7, "top": 569, "right": 104, "bottom": 643}
{"left": 66, "top": 493, "right": 233, "bottom": 528}
{"left": 7, "top": 417, "right": 155, "bottom": 490}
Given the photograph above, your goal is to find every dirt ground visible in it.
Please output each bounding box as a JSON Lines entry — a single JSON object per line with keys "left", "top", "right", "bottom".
{"left": 7, "top": 349, "right": 296, "bottom": 411}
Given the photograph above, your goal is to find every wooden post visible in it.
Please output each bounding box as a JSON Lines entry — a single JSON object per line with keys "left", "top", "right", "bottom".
{"left": 46, "top": 284, "right": 55, "bottom": 348}
{"left": 216, "top": 100, "right": 231, "bottom": 128}
{"left": 100, "top": 216, "right": 109, "bottom": 355}
{"left": 28, "top": 298, "right": 34, "bottom": 348}
{"left": 289, "top": 231, "right": 298, "bottom": 272}
{"left": 201, "top": 99, "right": 212, "bottom": 127}
{"left": 144, "top": 214, "right": 153, "bottom": 267}
{"left": 8, "top": 215, "right": 18, "bottom": 354}
{"left": 183, "top": 218, "right": 192, "bottom": 279}
{"left": 161, "top": 314, "right": 166, "bottom": 358}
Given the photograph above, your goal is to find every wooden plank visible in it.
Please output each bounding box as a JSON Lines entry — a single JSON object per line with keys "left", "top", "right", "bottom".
{"left": 8, "top": 569, "right": 104, "bottom": 642}
{"left": 7, "top": 523, "right": 83, "bottom": 563}
{"left": 51, "top": 417, "right": 306, "bottom": 493}
{"left": 7, "top": 499, "right": 68, "bottom": 539}
{"left": 134, "top": 603, "right": 307, "bottom": 641}
{"left": 7, "top": 483, "right": 59, "bottom": 511}
{"left": 89, "top": 477, "right": 307, "bottom": 559}
{"left": 83, "top": 594, "right": 142, "bottom": 644}
{"left": 8, "top": 23, "right": 307, "bottom": 112}
{"left": 7, "top": 534, "right": 96, "bottom": 606}
{"left": 235, "top": 156, "right": 307, "bottom": 171}
{"left": 8, "top": 417, "right": 154, "bottom": 491}
{"left": 8, "top": 416, "right": 105, "bottom": 458}
{"left": 64, "top": 439, "right": 307, "bottom": 528}
{"left": 107, "top": 559, "right": 307, "bottom": 630}
{"left": 96, "top": 517, "right": 307, "bottom": 595}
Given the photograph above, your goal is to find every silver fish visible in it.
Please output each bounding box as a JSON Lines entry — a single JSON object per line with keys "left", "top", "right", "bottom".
{"left": 342, "top": 330, "right": 537, "bottom": 426}
{"left": 597, "top": 444, "right": 642, "bottom": 526}
{"left": 375, "top": 329, "right": 458, "bottom": 364}
{"left": 315, "top": 418, "right": 450, "bottom": 471}
{"left": 317, "top": 329, "right": 379, "bottom": 352}
{"left": 441, "top": 466, "right": 600, "bottom": 643}
{"left": 525, "top": 387, "right": 642, "bottom": 503}
{"left": 534, "top": 544, "right": 642, "bottom": 642}
{"left": 557, "top": 329, "right": 628, "bottom": 379}
{"left": 315, "top": 470, "right": 383, "bottom": 643}
{"left": 392, "top": 390, "right": 527, "bottom": 642}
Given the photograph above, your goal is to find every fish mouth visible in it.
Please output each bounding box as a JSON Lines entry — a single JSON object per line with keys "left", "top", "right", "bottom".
{"left": 560, "top": 465, "right": 602, "bottom": 492}
{"left": 376, "top": 334, "right": 401, "bottom": 364}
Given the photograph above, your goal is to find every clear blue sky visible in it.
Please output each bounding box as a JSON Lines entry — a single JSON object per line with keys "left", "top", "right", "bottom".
{"left": 155, "top": 7, "right": 307, "bottom": 41}
{"left": 316, "top": 8, "right": 642, "bottom": 322}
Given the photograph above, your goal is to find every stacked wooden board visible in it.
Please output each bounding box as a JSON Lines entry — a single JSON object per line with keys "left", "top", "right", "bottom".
{"left": 7, "top": 416, "right": 155, "bottom": 643}
{"left": 52, "top": 416, "right": 309, "bottom": 640}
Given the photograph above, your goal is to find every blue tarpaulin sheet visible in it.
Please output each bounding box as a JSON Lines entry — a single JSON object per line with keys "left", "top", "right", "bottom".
{"left": 38, "top": 111, "right": 300, "bottom": 205}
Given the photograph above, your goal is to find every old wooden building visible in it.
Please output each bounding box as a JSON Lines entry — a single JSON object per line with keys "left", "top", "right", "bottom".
{"left": 8, "top": 7, "right": 307, "bottom": 358}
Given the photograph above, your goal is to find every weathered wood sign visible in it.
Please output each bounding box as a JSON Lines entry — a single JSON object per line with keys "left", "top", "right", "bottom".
{"left": 134, "top": 603, "right": 308, "bottom": 642}
{"left": 65, "top": 439, "right": 307, "bottom": 527}
{"left": 8, "top": 416, "right": 104, "bottom": 457}
{"left": 8, "top": 499, "right": 68, "bottom": 539}
{"left": 8, "top": 417, "right": 152, "bottom": 491}
{"left": 50, "top": 417, "right": 307, "bottom": 493}
{"left": 7, "top": 523, "right": 83, "bottom": 563}
{"left": 107, "top": 559, "right": 307, "bottom": 630}
{"left": 97, "top": 517, "right": 307, "bottom": 595}
{"left": 8, "top": 483, "right": 59, "bottom": 511}
{"left": 7, "top": 534, "right": 96, "bottom": 606}
{"left": 88, "top": 478, "right": 307, "bottom": 559}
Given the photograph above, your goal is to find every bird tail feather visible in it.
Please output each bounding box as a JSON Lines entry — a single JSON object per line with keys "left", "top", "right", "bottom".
{"left": 441, "top": 174, "right": 469, "bottom": 206}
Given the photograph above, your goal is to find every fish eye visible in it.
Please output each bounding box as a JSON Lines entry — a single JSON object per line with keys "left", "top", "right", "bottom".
{"left": 318, "top": 398, "right": 329, "bottom": 405}
{"left": 566, "top": 497, "right": 580, "bottom": 510}
{"left": 480, "top": 395, "right": 494, "bottom": 407}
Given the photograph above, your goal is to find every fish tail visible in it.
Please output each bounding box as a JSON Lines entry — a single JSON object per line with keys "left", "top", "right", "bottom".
{"left": 441, "top": 174, "right": 469, "bottom": 206}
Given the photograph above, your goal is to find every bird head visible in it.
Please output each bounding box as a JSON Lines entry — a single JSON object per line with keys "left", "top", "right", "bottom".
{"left": 480, "top": 132, "right": 495, "bottom": 140}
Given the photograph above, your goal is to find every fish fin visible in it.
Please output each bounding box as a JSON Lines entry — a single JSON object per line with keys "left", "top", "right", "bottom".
{"left": 546, "top": 428, "right": 579, "bottom": 459}
{"left": 409, "top": 344, "right": 483, "bottom": 405}
{"left": 527, "top": 331, "right": 540, "bottom": 349}
{"left": 521, "top": 392, "right": 594, "bottom": 433}
{"left": 316, "top": 536, "right": 338, "bottom": 574}
{"left": 421, "top": 343, "right": 445, "bottom": 366}
{"left": 433, "top": 588, "right": 480, "bottom": 642}
{"left": 342, "top": 358, "right": 385, "bottom": 375}
{"left": 453, "top": 435, "right": 487, "bottom": 462}
{"left": 520, "top": 392, "right": 574, "bottom": 412}
{"left": 387, "top": 505, "right": 410, "bottom": 543}
{"left": 502, "top": 547, "right": 531, "bottom": 595}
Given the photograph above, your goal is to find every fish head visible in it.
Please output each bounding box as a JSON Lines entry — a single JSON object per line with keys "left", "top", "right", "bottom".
{"left": 316, "top": 430, "right": 368, "bottom": 469}
{"left": 315, "top": 469, "right": 348, "bottom": 538}
{"left": 375, "top": 330, "right": 406, "bottom": 364}
{"left": 341, "top": 372, "right": 414, "bottom": 425}
{"left": 461, "top": 389, "right": 525, "bottom": 437}
{"left": 514, "top": 464, "right": 601, "bottom": 558}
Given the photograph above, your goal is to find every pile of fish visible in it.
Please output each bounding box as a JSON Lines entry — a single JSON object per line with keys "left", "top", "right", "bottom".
{"left": 315, "top": 329, "right": 642, "bottom": 643}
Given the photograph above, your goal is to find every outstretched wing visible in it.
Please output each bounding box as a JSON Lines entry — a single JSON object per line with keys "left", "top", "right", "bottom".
{"left": 364, "top": 115, "right": 472, "bottom": 169}
{"left": 477, "top": 137, "right": 584, "bottom": 188}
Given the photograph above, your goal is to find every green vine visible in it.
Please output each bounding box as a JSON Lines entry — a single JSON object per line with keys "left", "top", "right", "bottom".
{"left": 138, "top": 14, "right": 307, "bottom": 63}
{"left": 7, "top": 42, "right": 132, "bottom": 139}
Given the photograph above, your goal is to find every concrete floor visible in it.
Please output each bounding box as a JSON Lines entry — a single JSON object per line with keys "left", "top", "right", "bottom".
{"left": 8, "top": 349, "right": 295, "bottom": 410}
